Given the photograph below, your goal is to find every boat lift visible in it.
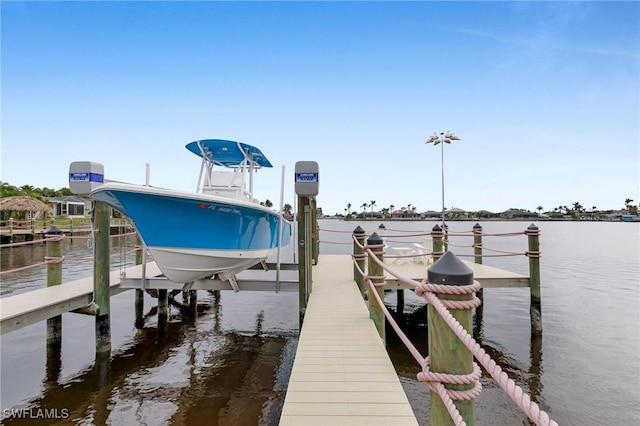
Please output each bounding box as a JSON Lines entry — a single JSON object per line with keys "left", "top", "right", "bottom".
{"left": 118, "top": 261, "right": 300, "bottom": 293}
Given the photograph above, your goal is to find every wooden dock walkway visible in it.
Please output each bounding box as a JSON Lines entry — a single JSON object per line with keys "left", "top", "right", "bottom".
{"left": 0, "top": 263, "right": 161, "bottom": 335}
{"left": 280, "top": 254, "right": 530, "bottom": 425}
{"left": 280, "top": 254, "right": 418, "bottom": 425}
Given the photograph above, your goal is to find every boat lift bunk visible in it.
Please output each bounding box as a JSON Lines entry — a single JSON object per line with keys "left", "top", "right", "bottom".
{"left": 118, "top": 261, "right": 299, "bottom": 293}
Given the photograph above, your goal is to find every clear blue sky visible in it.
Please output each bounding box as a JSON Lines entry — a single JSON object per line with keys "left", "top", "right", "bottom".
{"left": 2, "top": 1, "right": 638, "bottom": 215}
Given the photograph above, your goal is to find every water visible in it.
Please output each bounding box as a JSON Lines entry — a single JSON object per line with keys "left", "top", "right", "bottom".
{"left": 1, "top": 221, "right": 639, "bottom": 425}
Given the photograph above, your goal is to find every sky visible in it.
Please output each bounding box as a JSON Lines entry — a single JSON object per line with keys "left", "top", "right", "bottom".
{"left": 1, "top": 1, "right": 639, "bottom": 216}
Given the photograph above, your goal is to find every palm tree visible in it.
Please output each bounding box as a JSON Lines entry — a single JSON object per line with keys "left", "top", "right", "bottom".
{"left": 625, "top": 198, "right": 634, "bottom": 210}
{"left": 536, "top": 206, "right": 543, "bottom": 216}
{"left": 370, "top": 200, "right": 376, "bottom": 217}
{"left": 346, "top": 203, "right": 351, "bottom": 216}
{"left": 283, "top": 203, "right": 293, "bottom": 220}
{"left": 361, "top": 202, "right": 368, "bottom": 218}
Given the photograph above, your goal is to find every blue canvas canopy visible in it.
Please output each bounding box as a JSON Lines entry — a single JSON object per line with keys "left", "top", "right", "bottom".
{"left": 185, "top": 139, "right": 273, "bottom": 168}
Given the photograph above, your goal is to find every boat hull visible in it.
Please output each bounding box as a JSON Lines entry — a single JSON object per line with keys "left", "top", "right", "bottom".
{"left": 91, "top": 183, "right": 291, "bottom": 283}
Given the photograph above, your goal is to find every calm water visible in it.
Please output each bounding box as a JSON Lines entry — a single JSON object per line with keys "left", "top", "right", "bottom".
{"left": 1, "top": 221, "right": 639, "bottom": 425}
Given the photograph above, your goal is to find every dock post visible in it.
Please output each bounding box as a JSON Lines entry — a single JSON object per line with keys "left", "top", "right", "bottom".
{"left": 134, "top": 234, "right": 144, "bottom": 328}
{"left": 427, "top": 251, "right": 476, "bottom": 425}
{"left": 8, "top": 218, "right": 13, "bottom": 243}
{"left": 472, "top": 223, "right": 483, "bottom": 265}
{"left": 443, "top": 224, "right": 449, "bottom": 253}
{"left": 432, "top": 224, "right": 444, "bottom": 262}
{"left": 311, "top": 197, "right": 319, "bottom": 265}
{"left": 93, "top": 201, "right": 111, "bottom": 355}
{"left": 189, "top": 289, "right": 198, "bottom": 316}
{"left": 352, "top": 226, "right": 366, "bottom": 298}
{"left": 366, "top": 232, "right": 385, "bottom": 340}
{"left": 158, "top": 289, "right": 168, "bottom": 335}
{"left": 473, "top": 223, "right": 484, "bottom": 328}
{"left": 45, "top": 226, "right": 64, "bottom": 381}
{"left": 526, "top": 224, "right": 542, "bottom": 336}
{"left": 297, "top": 195, "right": 312, "bottom": 325}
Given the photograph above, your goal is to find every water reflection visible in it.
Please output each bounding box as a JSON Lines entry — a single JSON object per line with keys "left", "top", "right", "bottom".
{"left": 3, "top": 289, "right": 297, "bottom": 426}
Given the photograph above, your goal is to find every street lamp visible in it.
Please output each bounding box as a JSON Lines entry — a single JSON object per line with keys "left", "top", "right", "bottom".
{"left": 425, "top": 131, "right": 461, "bottom": 228}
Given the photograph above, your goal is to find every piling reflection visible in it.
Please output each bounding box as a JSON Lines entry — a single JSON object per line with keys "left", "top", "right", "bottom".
{"left": 5, "top": 292, "right": 296, "bottom": 426}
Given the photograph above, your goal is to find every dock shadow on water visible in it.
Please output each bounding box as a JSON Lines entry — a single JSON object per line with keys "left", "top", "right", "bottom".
{"left": 1, "top": 290, "right": 299, "bottom": 426}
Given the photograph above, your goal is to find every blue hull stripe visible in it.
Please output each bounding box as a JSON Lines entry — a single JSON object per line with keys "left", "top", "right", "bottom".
{"left": 94, "top": 190, "right": 291, "bottom": 251}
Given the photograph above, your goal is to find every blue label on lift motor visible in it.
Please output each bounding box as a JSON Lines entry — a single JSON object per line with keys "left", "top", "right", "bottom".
{"left": 295, "top": 173, "right": 318, "bottom": 182}
{"left": 70, "top": 173, "right": 104, "bottom": 183}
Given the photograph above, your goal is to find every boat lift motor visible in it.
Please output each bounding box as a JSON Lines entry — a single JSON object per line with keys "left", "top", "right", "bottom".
{"left": 69, "top": 161, "right": 104, "bottom": 195}
{"left": 294, "top": 161, "right": 319, "bottom": 196}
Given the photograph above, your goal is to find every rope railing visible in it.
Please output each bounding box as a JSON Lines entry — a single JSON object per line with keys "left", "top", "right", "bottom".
{"left": 345, "top": 225, "right": 531, "bottom": 262}
{"left": 0, "top": 233, "right": 142, "bottom": 276}
{"left": 350, "top": 235, "right": 556, "bottom": 426}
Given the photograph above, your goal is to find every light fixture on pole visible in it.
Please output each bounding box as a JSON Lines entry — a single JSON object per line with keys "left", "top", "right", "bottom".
{"left": 425, "top": 131, "right": 460, "bottom": 228}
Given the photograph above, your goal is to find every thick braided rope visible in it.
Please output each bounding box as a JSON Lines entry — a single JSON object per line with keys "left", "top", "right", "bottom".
{"left": 418, "top": 360, "right": 483, "bottom": 426}
{"left": 0, "top": 238, "right": 48, "bottom": 247}
{"left": 365, "top": 251, "right": 557, "bottom": 426}
{"left": 417, "top": 280, "right": 558, "bottom": 426}
{"left": 355, "top": 242, "right": 387, "bottom": 285}
{"left": 44, "top": 255, "right": 65, "bottom": 264}
{"left": 0, "top": 261, "right": 49, "bottom": 275}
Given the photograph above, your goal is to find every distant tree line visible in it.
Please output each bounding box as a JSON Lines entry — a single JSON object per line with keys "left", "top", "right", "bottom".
{"left": 1, "top": 181, "right": 74, "bottom": 201}
{"left": 335, "top": 198, "right": 638, "bottom": 219}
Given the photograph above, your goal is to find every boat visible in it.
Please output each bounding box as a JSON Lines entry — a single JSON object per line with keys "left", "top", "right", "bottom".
{"left": 90, "top": 139, "right": 292, "bottom": 283}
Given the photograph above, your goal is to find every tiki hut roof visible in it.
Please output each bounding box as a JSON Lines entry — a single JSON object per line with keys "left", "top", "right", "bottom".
{"left": 0, "top": 196, "right": 52, "bottom": 212}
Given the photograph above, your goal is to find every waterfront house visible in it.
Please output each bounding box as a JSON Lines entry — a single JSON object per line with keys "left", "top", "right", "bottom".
{"left": 49, "top": 196, "right": 90, "bottom": 217}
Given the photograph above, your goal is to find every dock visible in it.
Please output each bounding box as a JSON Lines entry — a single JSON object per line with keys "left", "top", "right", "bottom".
{"left": 1, "top": 252, "right": 531, "bottom": 424}
{"left": 280, "top": 254, "right": 418, "bottom": 425}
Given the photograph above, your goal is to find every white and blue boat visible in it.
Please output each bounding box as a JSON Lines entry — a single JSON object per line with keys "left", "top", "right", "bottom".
{"left": 90, "top": 139, "right": 292, "bottom": 283}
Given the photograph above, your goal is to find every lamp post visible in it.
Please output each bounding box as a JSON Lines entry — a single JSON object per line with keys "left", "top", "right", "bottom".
{"left": 426, "top": 131, "right": 460, "bottom": 228}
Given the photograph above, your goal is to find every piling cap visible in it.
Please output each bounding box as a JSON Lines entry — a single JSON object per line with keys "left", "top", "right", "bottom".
{"left": 353, "top": 226, "right": 365, "bottom": 234}
{"left": 45, "top": 225, "right": 64, "bottom": 236}
{"left": 428, "top": 251, "right": 473, "bottom": 286}
{"left": 378, "top": 223, "right": 386, "bottom": 230}
{"left": 473, "top": 222, "right": 482, "bottom": 229}
{"left": 367, "top": 232, "right": 384, "bottom": 245}
{"left": 432, "top": 224, "right": 442, "bottom": 232}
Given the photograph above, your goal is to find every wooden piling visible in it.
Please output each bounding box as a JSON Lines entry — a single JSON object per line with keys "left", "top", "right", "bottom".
{"left": 93, "top": 201, "right": 111, "bottom": 355}
{"left": 352, "top": 226, "right": 366, "bottom": 298}
{"left": 443, "top": 224, "right": 449, "bottom": 253}
{"left": 473, "top": 223, "right": 484, "bottom": 327}
{"left": 134, "top": 234, "right": 144, "bottom": 328}
{"left": 189, "top": 290, "right": 198, "bottom": 316}
{"left": 473, "top": 223, "right": 483, "bottom": 265}
{"left": 526, "top": 224, "right": 542, "bottom": 336}
{"left": 158, "top": 289, "right": 168, "bottom": 334}
{"left": 366, "top": 232, "right": 385, "bottom": 340}
{"left": 432, "top": 224, "right": 444, "bottom": 262}
{"left": 297, "top": 195, "right": 312, "bottom": 325}
{"left": 311, "top": 197, "right": 319, "bottom": 265}
{"left": 45, "top": 226, "right": 64, "bottom": 381}
{"left": 427, "top": 251, "right": 476, "bottom": 425}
